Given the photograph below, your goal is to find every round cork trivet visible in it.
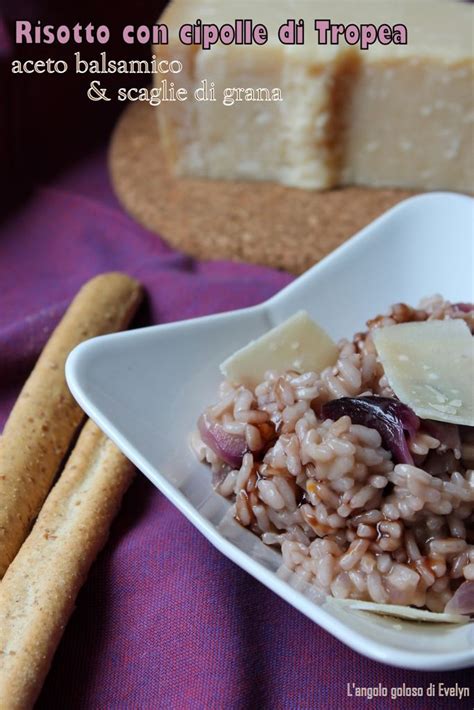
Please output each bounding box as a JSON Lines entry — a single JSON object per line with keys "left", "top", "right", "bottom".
{"left": 109, "top": 102, "right": 416, "bottom": 275}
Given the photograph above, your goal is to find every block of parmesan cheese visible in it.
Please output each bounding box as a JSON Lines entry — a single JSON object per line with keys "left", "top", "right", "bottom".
{"left": 154, "top": 0, "right": 473, "bottom": 192}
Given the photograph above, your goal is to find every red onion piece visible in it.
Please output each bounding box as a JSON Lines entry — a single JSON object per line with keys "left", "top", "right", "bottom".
{"left": 422, "top": 420, "right": 461, "bottom": 453}
{"left": 452, "top": 303, "right": 474, "bottom": 313}
{"left": 321, "top": 396, "right": 420, "bottom": 464}
{"left": 198, "top": 412, "right": 247, "bottom": 468}
{"left": 445, "top": 581, "right": 474, "bottom": 616}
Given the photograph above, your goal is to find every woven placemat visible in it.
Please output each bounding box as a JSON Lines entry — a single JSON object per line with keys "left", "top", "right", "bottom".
{"left": 109, "top": 102, "right": 416, "bottom": 274}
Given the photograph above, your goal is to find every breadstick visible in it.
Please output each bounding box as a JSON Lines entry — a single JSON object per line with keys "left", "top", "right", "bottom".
{"left": 0, "top": 272, "right": 143, "bottom": 577}
{"left": 0, "top": 421, "right": 135, "bottom": 710}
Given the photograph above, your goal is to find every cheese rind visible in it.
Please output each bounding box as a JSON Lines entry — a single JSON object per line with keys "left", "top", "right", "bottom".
{"left": 220, "top": 311, "right": 337, "bottom": 388}
{"left": 155, "top": 0, "right": 474, "bottom": 192}
{"left": 373, "top": 320, "right": 474, "bottom": 426}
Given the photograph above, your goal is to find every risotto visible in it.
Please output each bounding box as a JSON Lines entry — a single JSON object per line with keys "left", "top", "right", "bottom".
{"left": 193, "top": 297, "right": 474, "bottom": 616}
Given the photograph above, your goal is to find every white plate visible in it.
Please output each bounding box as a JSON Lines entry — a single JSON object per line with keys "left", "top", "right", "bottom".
{"left": 66, "top": 192, "right": 474, "bottom": 671}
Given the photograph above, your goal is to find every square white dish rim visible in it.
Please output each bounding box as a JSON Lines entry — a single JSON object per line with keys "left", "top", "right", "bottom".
{"left": 66, "top": 192, "right": 474, "bottom": 671}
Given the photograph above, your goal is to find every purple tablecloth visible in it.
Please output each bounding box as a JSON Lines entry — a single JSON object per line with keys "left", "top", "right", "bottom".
{"left": 1, "top": 151, "right": 473, "bottom": 709}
